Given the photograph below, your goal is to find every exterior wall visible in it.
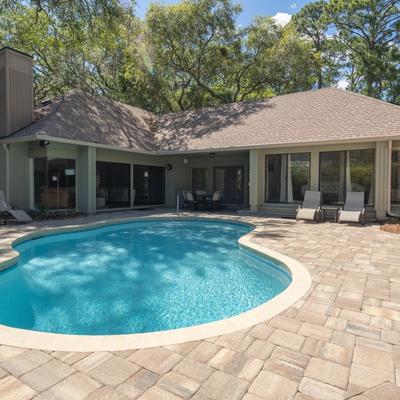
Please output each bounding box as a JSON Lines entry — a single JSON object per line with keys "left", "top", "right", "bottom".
{"left": 0, "top": 48, "right": 33, "bottom": 138}
{"left": 249, "top": 141, "right": 389, "bottom": 220}
{"left": 0, "top": 145, "right": 8, "bottom": 199}
{"left": 9, "top": 142, "right": 30, "bottom": 209}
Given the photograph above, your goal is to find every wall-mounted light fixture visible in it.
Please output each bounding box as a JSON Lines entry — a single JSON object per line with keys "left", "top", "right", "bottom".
{"left": 209, "top": 152, "right": 215, "bottom": 158}
{"left": 167, "top": 164, "right": 173, "bottom": 171}
{"left": 39, "top": 140, "right": 50, "bottom": 147}
{"left": 183, "top": 158, "right": 189, "bottom": 165}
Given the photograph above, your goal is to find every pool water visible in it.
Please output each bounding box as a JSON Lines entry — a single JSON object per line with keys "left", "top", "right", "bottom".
{"left": 0, "top": 220, "right": 291, "bottom": 335}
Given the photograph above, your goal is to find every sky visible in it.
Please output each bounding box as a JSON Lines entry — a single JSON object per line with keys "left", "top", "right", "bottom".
{"left": 135, "top": 0, "right": 314, "bottom": 26}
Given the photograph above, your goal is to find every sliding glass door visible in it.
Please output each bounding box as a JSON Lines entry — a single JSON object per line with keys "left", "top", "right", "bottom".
{"left": 96, "top": 161, "right": 131, "bottom": 209}
{"left": 192, "top": 168, "right": 209, "bottom": 193}
{"left": 319, "top": 149, "right": 374, "bottom": 205}
{"left": 134, "top": 165, "right": 165, "bottom": 205}
{"left": 266, "top": 155, "right": 287, "bottom": 202}
{"left": 34, "top": 158, "right": 76, "bottom": 209}
{"left": 391, "top": 150, "right": 400, "bottom": 213}
{"left": 319, "top": 152, "right": 346, "bottom": 204}
{"left": 265, "top": 153, "right": 310, "bottom": 203}
{"left": 214, "top": 166, "right": 244, "bottom": 204}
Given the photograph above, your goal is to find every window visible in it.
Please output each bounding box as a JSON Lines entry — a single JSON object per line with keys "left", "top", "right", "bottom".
{"left": 265, "top": 153, "right": 310, "bottom": 203}
{"left": 319, "top": 149, "right": 374, "bottom": 205}
{"left": 34, "top": 158, "right": 76, "bottom": 209}
{"left": 214, "top": 166, "right": 244, "bottom": 204}
{"left": 134, "top": 165, "right": 165, "bottom": 205}
{"left": 348, "top": 150, "right": 374, "bottom": 205}
{"left": 192, "top": 168, "right": 209, "bottom": 193}
{"left": 319, "top": 152, "right": 346, "bottom": 204}
{"left": 391, "top": 150, "right": 400, "bottom": 209}
{"left": 96, "top": 162, "right": 131, "bottom": 209}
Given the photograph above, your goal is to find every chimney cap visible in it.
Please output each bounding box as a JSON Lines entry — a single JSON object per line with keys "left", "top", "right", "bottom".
{"left": 0, "top": 46, "right": 33, "bottom": 59}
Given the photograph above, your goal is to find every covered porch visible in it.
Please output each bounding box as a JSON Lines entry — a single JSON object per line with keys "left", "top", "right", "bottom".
{"left": 248, "top": 140, "right": 399, "bottom": 221}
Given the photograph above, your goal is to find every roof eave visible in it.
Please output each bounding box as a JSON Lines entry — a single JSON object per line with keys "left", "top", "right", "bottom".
{"left": 2, "top": 132, "right": 400, "bottom": 155}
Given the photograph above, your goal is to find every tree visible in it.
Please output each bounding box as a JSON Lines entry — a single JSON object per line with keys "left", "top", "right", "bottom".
{"left": 293, "top": 0, "right": 342, "bottom": 88}
{"left": 145, "top": 0, "right": 316, "bottom": 111}
{"left": 328, "top": 0, "right": 400, "bottom": 101}
{"left": 0, "top": 1, "right": 142, "bottom": 104}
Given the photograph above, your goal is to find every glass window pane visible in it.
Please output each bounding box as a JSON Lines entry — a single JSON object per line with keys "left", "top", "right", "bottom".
{"left": 96, "top": 161, "right": 131, "bottom": 209}
{"left": 192, "top": 168, "right": 208, "bottom": 193}
{"left": 348, "top": 149, "right": 374, "bottom": 205}
{"left": 266, "top": 154, "right": 287, "bottom": 202}
{"left": 134, "top": 165, "right": 165, "bottom": 205}
{"left": 214, "top": 166, "right": 244, "bottom": 204}
{"left": 320, "top": 151, "right": 346, "bottom": 204}
{"left": 34, "top": 158, "right": 76, "bottom": 209}
{"left": 391, "top": 150, "right": 400, "bottom": 212}
{"left": 288, "top": 153, "right": 310, "bottom": 203}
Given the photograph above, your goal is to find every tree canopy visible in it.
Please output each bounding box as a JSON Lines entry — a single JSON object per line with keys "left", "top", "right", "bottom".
{"left": 1, "top": 0, "right": 399, "bottom": 112}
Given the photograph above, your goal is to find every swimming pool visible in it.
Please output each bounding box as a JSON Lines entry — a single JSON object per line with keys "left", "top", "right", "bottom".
{"left": 0, "top": 219, "right": 291, "bottom": 336}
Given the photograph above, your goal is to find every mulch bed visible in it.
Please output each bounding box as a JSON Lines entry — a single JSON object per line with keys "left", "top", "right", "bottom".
{"left": 381, "top": 220, "right": 400, "bottom": 234}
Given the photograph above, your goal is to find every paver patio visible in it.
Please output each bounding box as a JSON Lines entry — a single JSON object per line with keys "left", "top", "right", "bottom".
{"left": 1, "top": 210, "right": 400, "bottom": 400}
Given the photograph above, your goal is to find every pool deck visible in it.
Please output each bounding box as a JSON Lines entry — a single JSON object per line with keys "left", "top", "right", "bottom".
{"left": 1, "top": 210, "right": 400, "bottom": 400}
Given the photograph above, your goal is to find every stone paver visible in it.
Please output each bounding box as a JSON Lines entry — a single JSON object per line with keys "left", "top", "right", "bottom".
{"left": 37, "top": 372, "right": 101, "bottom": 400}
{"left": 88, "top": 355, "right": 140, "bottom": 386}
{"left": 305, "top": 357, "right": 349, "bottom": 389}
{"left": 20, "top": 359, "right": 74, "bottom": 392}
{"left": 128, "top": 348, "right": 182, "bottom": 375}
{"left": 249, "top": 370, "right": 298, "bottom": 399}
{"left": 1, "top": 212, "right": 400, "bottom": 400}
{"left": 0, "top": 376, "right": 36, "bottom": 400}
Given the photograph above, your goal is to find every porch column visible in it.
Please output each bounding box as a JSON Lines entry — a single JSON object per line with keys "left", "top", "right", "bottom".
{"left": 375, "top": 141, "right": 389, "bottom": 220}
{"left": 310, "top": 150, "right": 320, "bottom": 191}
{"left": 249, "top": 149, "right": 260, "bottom": 212}
{"left": 77, "top": 146, "right": 96, "bottom": 214}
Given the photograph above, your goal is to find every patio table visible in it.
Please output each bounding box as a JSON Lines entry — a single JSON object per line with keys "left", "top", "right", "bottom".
{"left": 194, "top": 193, "right": 212, "bottom": 210}
{"left": 321, "top": 205, "right": 340, "bottom": 222}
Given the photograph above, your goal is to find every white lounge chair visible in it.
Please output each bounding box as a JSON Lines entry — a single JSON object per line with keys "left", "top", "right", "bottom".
{"left": 0, "top": 191, "right": 32, "bottom": 224}
{"left": 338, "top": 192, "right": 365, "bottom": 225}
{"left": 296, "top": 190, "right": 321, "bottom": 222}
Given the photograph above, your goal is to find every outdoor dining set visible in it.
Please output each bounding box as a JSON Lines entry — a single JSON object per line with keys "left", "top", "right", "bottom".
{"left": 181, "top": 190, "right": 223, "bottom": 211}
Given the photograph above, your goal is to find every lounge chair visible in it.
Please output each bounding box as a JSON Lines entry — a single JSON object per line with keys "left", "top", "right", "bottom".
{"left": 338, "top": 192, "right": 365, "bottom": 225}
{"left": 296, "top": 190, "right": 321, "bottom": 222}
{"left": 0, "top": 191, "right": 32, "bottom": 224}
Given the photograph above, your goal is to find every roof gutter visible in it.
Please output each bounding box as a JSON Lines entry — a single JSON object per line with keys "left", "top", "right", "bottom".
{"left": 1, "top": 133, "right": 400, "bottom": 156}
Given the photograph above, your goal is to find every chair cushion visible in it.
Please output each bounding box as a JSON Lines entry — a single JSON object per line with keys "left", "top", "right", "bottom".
{"left": 339, "top": 210, "right": 361, "bottom": 223}
{"left": 296, "top": 208, "right": 316, "bottom": 221}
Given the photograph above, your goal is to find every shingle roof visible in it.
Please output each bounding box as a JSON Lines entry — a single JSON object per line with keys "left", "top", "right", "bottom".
{"left": 155, "top": 88, "right": 400, "bottom": 151}
{"left": 10, "top": 89, "right": 158, "bottom": 152}
{"left": 7, "top": 87, "right": 400, "bottom": 153}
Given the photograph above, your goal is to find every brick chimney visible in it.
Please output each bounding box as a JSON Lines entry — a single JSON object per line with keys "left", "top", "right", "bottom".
{"left": 0, "top": 47, "right": 33, "bottom": 137}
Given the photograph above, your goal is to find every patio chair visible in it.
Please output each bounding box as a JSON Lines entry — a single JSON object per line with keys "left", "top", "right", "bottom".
{"left": 296, "top": 190, "right": 321, "bottom": 222}
{"left": 181, "top": 191, "right": 199, "bottom": 211}
{"left": 207, "top": 191, "right": 222, "bottom": 211}
{"left": 0, "top": 191, "right": 32, "bottom": 224}
{"left": 338, "top": 192, "right": 365, "bottom": 225}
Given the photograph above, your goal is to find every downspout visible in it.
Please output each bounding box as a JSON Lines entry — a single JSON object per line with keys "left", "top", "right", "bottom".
{"left": 2, "top": 143, "right": 10, "bottom": 202}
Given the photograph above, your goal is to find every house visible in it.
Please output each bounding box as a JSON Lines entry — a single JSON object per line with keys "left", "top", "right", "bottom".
{"left": 1, "top": 46, "right": 400, "bottom": 220}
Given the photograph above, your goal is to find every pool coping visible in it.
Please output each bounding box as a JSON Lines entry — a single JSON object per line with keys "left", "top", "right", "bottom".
{"left": 0, "top": 215, "right": 312, "bottom": 351}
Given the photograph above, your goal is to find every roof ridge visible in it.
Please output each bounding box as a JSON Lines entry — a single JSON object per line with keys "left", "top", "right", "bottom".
{"left": 328, "top": 87, "right": 400, "bottom": 111}
{"left": 157, "top": 87, "right": 344, "bottom": 117}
